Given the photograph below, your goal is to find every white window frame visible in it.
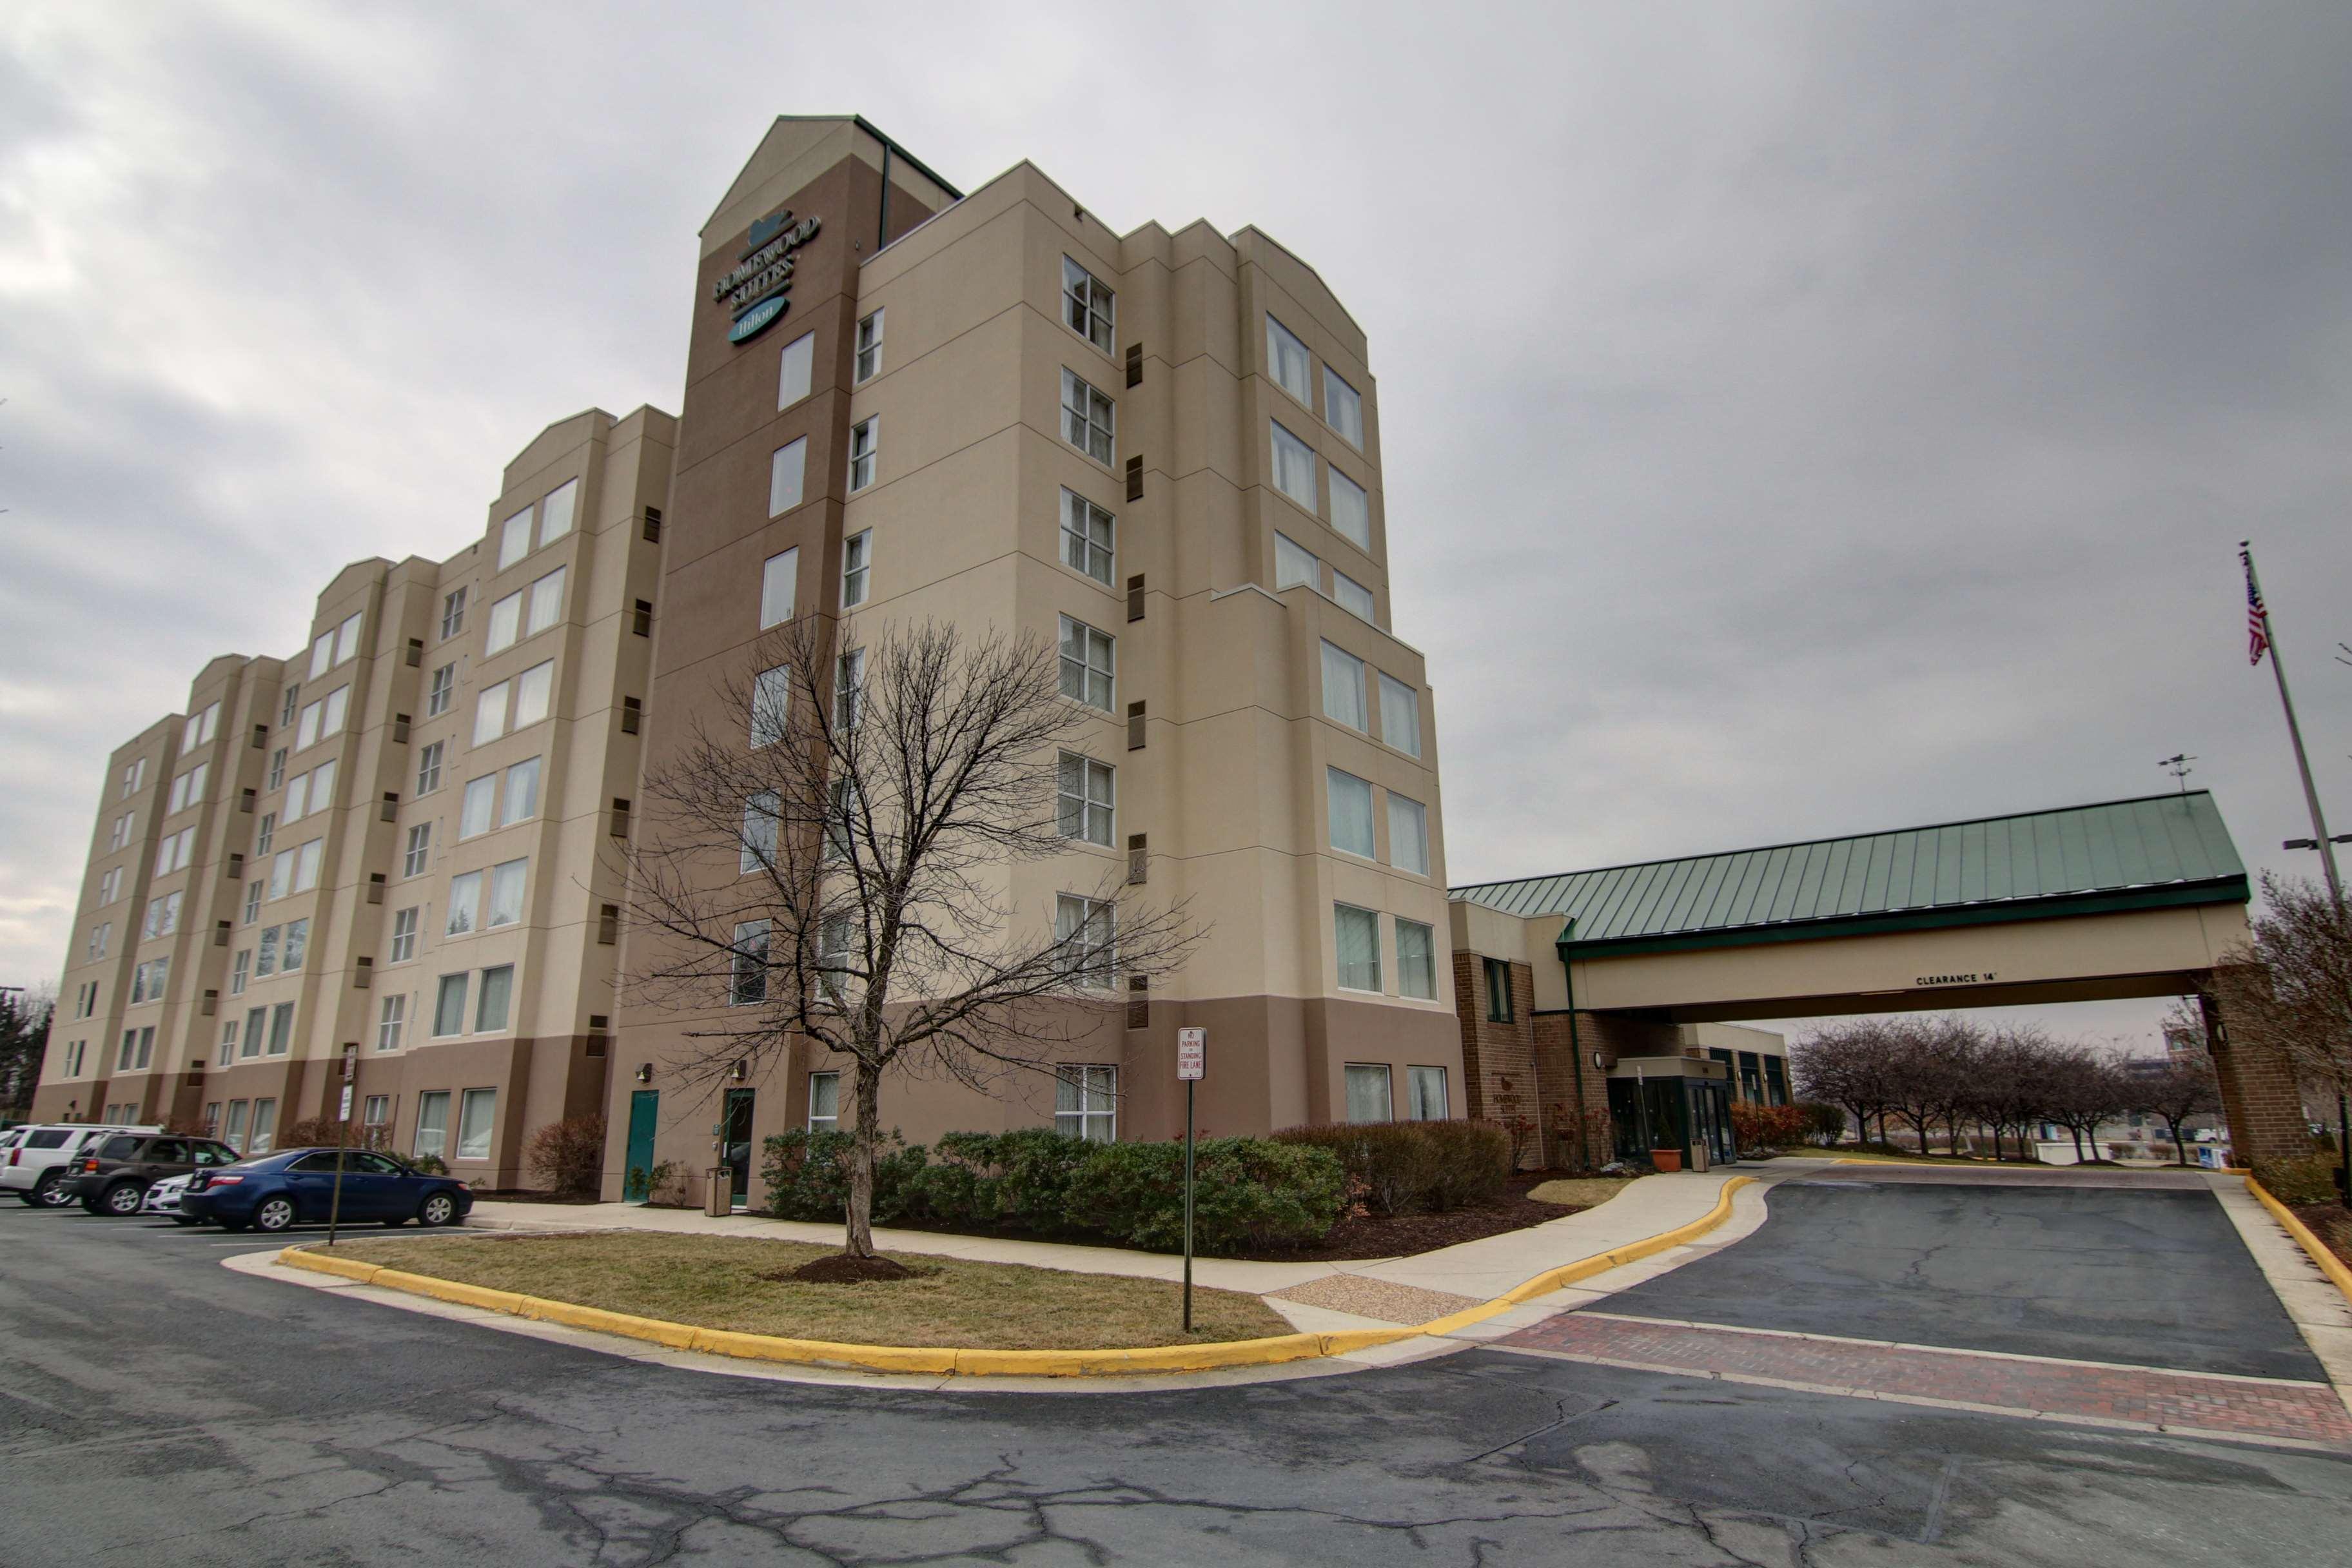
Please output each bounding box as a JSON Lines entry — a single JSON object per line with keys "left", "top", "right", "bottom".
{"left": 416, "top": 740, "right": 444, "bottom": 796}
{"left": 1056, "top": 1064, "right": 1118, "bottom": 1142}
{"left": 402, "top": 823, "right": 432, "bottom": 878}
{"left": 1269, "top": 420, "right": 1318, "bottom": 510}
{"left": 1334, "top": 903, "right": 1382, "bottom": 994}
{"left": 524, "top": 567, "right": 565, "bottom": 638}
{"left": 1387, "top": 792, "right": 1429, "bottom": 876}
{"left": 806, "top": 1071, "right": 839, "bottom": 1131}
{"left": 854, "top": 308, "right": 883, "bottom": 382}
{"left": 777, "top": 329, "right": 815, "bottom": 409}
{"left": 1058, "top": 614, "right": 1114, "bottom": 711}
{"left": 1328, "top": 467, "right": 1370, "bottom": 549}
{"left": 1322, "top": 364, "right": 1364, "bottom": 447}
{"left": 752, "top": 665, "right": 790, "bottom": 747}
{"left": 536, "top": 479, "right": 576, "bottom": 548}
{"left": 500, "top": 756, "right": 540, "bottom": 827}
{"left": 1055, "top": 894, "right": 1115, "bottom": 990}
{"left": 389, "top": 905, "right": 419, "bottom": 963}
{"left": 769, "top": 436, "right": 807, "bottom": 516}
{"left": 440, "top": 588, "right": 467, "bottom": 641}
{"left": 841, "top": 529, "right": 871, "bottom": 608}
{"left": 1326, "top": 768, "right": 1376, "bottom": 859}
{"left": 1061, "top": 369, "right": 1114, "bottom": 464}
{"left": 1059, "top": 489, "right": 1114, "bottom": 585}
{"left": 1062, "top": 256, "right": 1115, "bottom": 353}
{"left": 1266, "top": 314, "right": 1314, "bottom": 405}
{"left": 1396, "top": 919, "right": 1438, "bottom": 1001}
{"left": 498, "top": 505, "right": 533, "bottom": 570}
{"left": 1320, "top": 641, "right": 1367, "bottom": 730}
{"left": 1057, "top": 751, "right": 1114, "bottom": 847}
{"left": 848, "top": 417, "right": 879, "bottom": 492}
{"left": 1344, "top": 1062, "right": 1394, "bottom": 1124}
{"left": 1378, "top": 673, "right": 1422, "bottom": 758}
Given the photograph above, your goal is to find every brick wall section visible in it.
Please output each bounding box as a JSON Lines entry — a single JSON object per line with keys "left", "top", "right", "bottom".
{"left": 1531, "top": 1012, "right": 1611, "bottom": 1168}
{"left": 1451, "top": 954, "right": 1545, "bottom": 1166}
{"left": 2202, "top": 990, "right": 2311, "bottom": 1165}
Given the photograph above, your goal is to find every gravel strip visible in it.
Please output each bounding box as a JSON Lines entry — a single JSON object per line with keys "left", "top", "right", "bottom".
{"left": 1271, "top": 1274, "right": 1482, "bottom": 1325}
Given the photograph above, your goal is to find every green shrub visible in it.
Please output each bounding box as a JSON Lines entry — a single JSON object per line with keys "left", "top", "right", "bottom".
{"left": 1729, "top": 1102, "right": 1808, "bottom": 1150}
{"left": 1072, "top": 1137, "right": 1345, "bottom": 1254}
{"left": 760, "top": 1128, "right": 928, "bottom": 1223}
{"left": 1413, "top": 1120, "right": 1510, "bottom": 1210}
{"left": 1794, "top": 1102, "right": 1848, "bottom": 1146}
{"left": 2253, "top": 1152, "right": 2342, "bottom": 1206}
{"left": 1272, "top": 1120, "right": 1508, "bottom": 1214}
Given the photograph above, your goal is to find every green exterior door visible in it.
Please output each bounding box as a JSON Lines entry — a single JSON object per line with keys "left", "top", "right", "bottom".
{"left": 623, "top": 1090, "right": 659, "bottom": 1202}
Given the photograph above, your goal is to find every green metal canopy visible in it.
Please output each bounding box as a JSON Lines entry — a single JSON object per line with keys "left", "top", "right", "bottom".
{"left": 1451, "top": 792, "right": 2250, "bottom": 957}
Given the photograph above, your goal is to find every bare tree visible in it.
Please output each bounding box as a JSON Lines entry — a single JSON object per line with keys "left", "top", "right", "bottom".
{"left": 622, "top": 617, "right": 1201, "bottom": 1268}
{"left": 1790, "top": 1021, "right": 1903, "bottom": 1148}
{"left": 0, "top": 981, "right": 56, "bottom": 1119}
{"left": 2210, "top": 872, "right": 2351, "bottom": 1201}
{"left": 2128, "top": 1006, "right": 2222, "bottom": 1166}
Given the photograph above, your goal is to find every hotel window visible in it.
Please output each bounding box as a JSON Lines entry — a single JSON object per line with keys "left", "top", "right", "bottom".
{"left": 249, "top": 1097, "right": 279, "bottom": 1153}
{"left": 1333, "top": 571, "right": 1376, "bottom": 623}
{"left": 108, "top": 812, "right": 130, "bottom": 850}
{"left": 1344, "top": 1062, "right": 1392, "bottom": 1124}
{"left": 1266, "top": 314, "right": 1313, "bottom": 404}
{"left": 256, "top": 924, "right": 279, "bottom": 979}
{"left": 459, "top": 775, "right": 495, "bottom": 839}
{"left": 333, "top": 611, "right": 364, "bottom": 665}
{"left": 819, "top": 915, "right": 854, "bottom": 1004}
{"left": 389, "top": 905, "right": 419, "bottom": 963}
{"left": 807, "top": 1071, "right": 839, "bottom": 1132}
{"left": 294, "top": 838, "right": 322, "bottom": 893}
{"left": 440, "top": 588, "right": 467, "bottom": 641}
{"left": 1063, "top": 256, "right": 1115, "bottom": 352}
{"left": 1274, "top": 531, "right": 1319, "bottom": 592}
{"left": 311, "top": 629, "right": 337, "bottom": 681}
{"left": 426, "top": 662, "right": 456, "bottom": 719}
{"left": 224, "top": 1098, "right": 251, "bottom": 1152}
{"left": 280, "top": 683, "right": 300, "bottom": 728}
{"left": 414, "top": 1092, "right": 450, "bottom": 1159}
{"left": 524, "top": 567, "right": 565, "bottom": 638}
{"left": 267, "top": 1002, "right": 293, "bottom": 1055}
{"left": 242, "top": 1006, "right": 266, "bottom": 1059}
{"left": 848, "top": 417, "right": 878, "bottom": 492}
{"left": 99, "top": 867, "right": 122, "bottom": 904}
{"left": 1385, "top": 791, "right": 1431, "bottom": 877}
{"left": 1406, "top": 1064, "right": 1447, "bottom": 1121}
{"left": 834, "top": 648, "right": 865, "bottom": 731}
{"left": 1057, "top": 752, "right": 1114, "bottom": 846}
{"left": 433, "top": 974, "right": 469, "bottom": 1037}
{"left": 151, "top": 890, "right": 182, "bottom": 936}
{"left": 854, "top": 308, "right": 883, "bottom": 381}
{"left": 475, "top": 966, "right": 513, "bottom": 1034}
{"left": 284, "top": 772, "right": 310, "bottom": 824}
{"left": 1269, "top": 420, "right": 1318, "bottom": 509}
{"left": 473, "top": 680, "right": 509, "bottom": 745}
{"left": 752, "top": 665, "right": 790, "bottom": 747}
{"left": 731, "top": 920, "right": 770, "bottom": 1006}
{"left": 416, "top": 740, "right": 444, "bottom": 796}
{"left": 1061, "top": 369, "right": 1114, "bottom": 464}
{"left": 486, "top": 858, "right": 527, "bottom": 928}
{"left": 230, "top": 948, "right": 250, "bottom": 996}
{"left": 536, "top": 478, "right": 575, "bottom": 548}
{"left": 322, "top": 685, "right": 348, "bottom": 737}
{"left": 1483, "top": 957, "right": 1513, "bottom": 1022}
{"left": 487, "top": 589, "right": 522, "bottom": 653}
{"left": 1324, "top": 364, "right": 1364, "bottom": 445}
{"left": 242, "top": 881, "right": 262, "bottom": 924}
{"left": 1328, "top": 469, "right": 1370, "bottom": 551}
{"left": 446, "top": 871, "right": 482, "bottom": 936}
{"left": 1320, "top": 641, "right": 1367, "bottom": 730}
{"left": 364, "top": 1094, "right": 391, "bottom": 1131}
{"left": 1378, "top": 674, "right": 1421, "bottom": 758}
{"left": 500, "top": 756, "right": 540, "bottom": 826}
{"left": 1060, "top": 489, "right": 1113, "bottom": 585}
{"left": 824, "top": 778, "right": 858, "bottom": 864}
{"left": 768, "top": 436, "right": 807, "bottom": 516}
{"left": 377, "top": 993, "right": 407, "bottom": 1052}
{"left": 1327, "top": 768, "right": 1375, "bottom": 858}
{"left": 296, "top": 700, "right": 321, "bottom": 751}
{"left": 498, "top": 505, "right": 533, "bottom": 569}
{"left": 306, "top": 758, "right": 337, "bottom": 816}
{"left": 1056, "top": 1064, "right": 1118, "bottom": 1143}
{"left": 282, "top": 917, "right": 309, "bottom": 972}
{"left": 760, "top": 547, "right": 799, "bottom": 629}
{"left": 1058, "top": 614, "right": 1113, "bottom": 710}
{"left": 513, "top": 660, "right": 553, "bottom": 729}
{"left": 255, "top": 811, "right": 276, "bottom": 856}
{"left": 1055, "top": 894, "right": 1115, "bottom": 990}
{"left": 840, "top": 529, "right": 871, "bottom": 608}
{"left": 777, "top": 329, "right": 814, "bottom": 408}
{"left": 403, "top": 823, "right": 432, "bottom": 877}
{"left": 1396, "top": 919, "right": 1437, "bottom": 1000}
{"left": 120, "top": 759, "right": 139, "bottom": 798}
{"left": 267, "top": 747, "right": 286, "bottom": 790}
{"left": 740, "top": 790, "right": 778, "bottom": 873}
{"left": 458, "top": 1088, "right": 498, "bottom": 1159}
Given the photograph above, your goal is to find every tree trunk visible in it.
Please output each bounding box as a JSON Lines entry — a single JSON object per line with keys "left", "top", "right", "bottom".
{"left": 2164, "top": 1115, "right": 2190, "bottom": 1166}
{"left": 843, "top": 1060, "right": 883, "bottom": 1259}
{"left": 2068, "top": 1124, "right": 2085, "bottom": 1163}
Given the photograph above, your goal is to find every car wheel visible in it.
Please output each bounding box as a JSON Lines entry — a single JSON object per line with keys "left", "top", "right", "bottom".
{"left": 418, "top": 1192, "right": 458, "bottom": 1228}
{"left": 252, "top": 1196, "right": 297, "bottom": 1233}
{"left": 33, "top": 1171, "right": 72, "bottom": 1208}
{"left": 103, "top": 1182, "right": 145, "bottom": 1217}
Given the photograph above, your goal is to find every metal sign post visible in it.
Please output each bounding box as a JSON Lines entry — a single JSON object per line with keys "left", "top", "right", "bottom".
{"left": 1176, "top": 1028, "right": 1206, "bottom": 1332}
{"left": 328, "top": 1046, "right": 356, "bottom": 1248}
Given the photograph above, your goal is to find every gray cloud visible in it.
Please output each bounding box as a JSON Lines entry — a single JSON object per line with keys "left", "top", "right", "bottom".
{"left": 3, "top": 1, "right": 2346, "bottom": 1054}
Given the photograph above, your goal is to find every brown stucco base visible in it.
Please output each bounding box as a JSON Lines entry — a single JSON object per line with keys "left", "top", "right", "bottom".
{"left": 600, "top": 993, "right": 1464, "bottom": 1208}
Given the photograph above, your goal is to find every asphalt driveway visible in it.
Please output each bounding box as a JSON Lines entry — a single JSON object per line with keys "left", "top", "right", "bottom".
{"left": 1598, "top": 1166, "right": 2318, "bottom": 1379}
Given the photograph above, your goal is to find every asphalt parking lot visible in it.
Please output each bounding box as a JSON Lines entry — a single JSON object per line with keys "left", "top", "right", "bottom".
{"left": 5, "top": 1183, "right": 2351, "bottom": 1565}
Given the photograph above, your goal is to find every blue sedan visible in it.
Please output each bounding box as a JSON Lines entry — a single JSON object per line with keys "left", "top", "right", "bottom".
{"left": 182, "top": 1148, "right": 473, "bottom": 1233}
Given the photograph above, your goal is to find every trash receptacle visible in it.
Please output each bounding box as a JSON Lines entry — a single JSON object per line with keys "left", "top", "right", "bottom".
{"left": 705, "top": 1167, "right": 732, "bottom": 1217}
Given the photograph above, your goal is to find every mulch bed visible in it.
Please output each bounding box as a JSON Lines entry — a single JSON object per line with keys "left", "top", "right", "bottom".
{"left": 1247, "top": 1174, "right": 1582, "bottom": 1262}
{"left": 2288, "top": 1202, "right": 2352, "bottom": 1271}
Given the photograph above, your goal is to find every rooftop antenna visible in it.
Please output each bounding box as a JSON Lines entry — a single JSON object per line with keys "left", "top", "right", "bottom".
{"left": 2157, "top": 753, "right": 2197, "bottom": 795}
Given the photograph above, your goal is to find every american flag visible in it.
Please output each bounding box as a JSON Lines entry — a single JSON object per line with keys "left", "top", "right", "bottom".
{"left": 2241, "top": 547, "right": 2270, "bottom": 667}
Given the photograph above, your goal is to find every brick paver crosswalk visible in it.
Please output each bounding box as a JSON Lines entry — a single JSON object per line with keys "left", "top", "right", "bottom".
{"left": 1495, "top": 1311, "right": 2352, "bottom": 1449}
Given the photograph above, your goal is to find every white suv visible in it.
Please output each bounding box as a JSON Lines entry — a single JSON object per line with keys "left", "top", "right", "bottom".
{"left": 4, "top": 1124, "right": 161, "bottom": 1207}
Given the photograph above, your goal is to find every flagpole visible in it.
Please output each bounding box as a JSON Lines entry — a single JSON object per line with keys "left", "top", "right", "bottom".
{"left": 2242, "top": 542, "right": 2343, "bottom": 904}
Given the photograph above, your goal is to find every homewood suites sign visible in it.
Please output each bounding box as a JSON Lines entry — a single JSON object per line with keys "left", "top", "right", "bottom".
{"left": 716, "top": 209, "right": 821, "bottom": 344}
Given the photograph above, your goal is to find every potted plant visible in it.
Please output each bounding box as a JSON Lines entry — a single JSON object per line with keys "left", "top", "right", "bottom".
{"left": 1651, "top": 1147, "right": 1683, "bottom": 1173}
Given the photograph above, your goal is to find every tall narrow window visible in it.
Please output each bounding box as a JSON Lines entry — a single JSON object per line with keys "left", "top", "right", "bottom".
{"left": 427, "top": 662, "right": 455, "bottom": 718}
{"left": 740, "top": 790, "right": 779, "bottom": 873}
{"left": 446, "top": 871, "right": 482, "bottom": 936}
{"left": 320, "top": 685, "right": 348, "bottom": 737}
{"left": 255, "top": 810, "right": 276, "bottom": 856}
{"left": 1484, "top": 957, "right": 1513, "bottom": 1023}
{"left": 416, "top": 740, "right": 444, "bottom": 795}
{"left": 1062, "top": 257, "right": 1115, "bottom": 352}
{"left": 459, "top": 776, "right": 495, "bottom": 839}
{"left": 1328, "top": 469, "right": 1370, "bottom": 549}
{"left": 1057, "top": 752, "right": 1114, "bottom": 846}
{"left": 834, "top": 648, "right": 865, "bottom": 732}
{"left": 403, "top": 823, "right": 432, "bottom": 877}
{"left": 440, "top": 589, "right": 467, "bottom": 640}
{"left": 377, "top": 993, "right": 407, "bottom": 1052}
{"left": 311, "top": 630, "right": 337, "bottom": 680}
{"left": 512, "top": 661, "right": 553, "bottom": 728}
{"left": 1323, "top": 364, "right": 1364, "bottom": 447}
{"left": 230, "top": 948, "right": 250, "bottom": 996}
{"left": 854, "top": 308, "right": 883, "bottom": 381}
{"left": 731, "top": 920, "right": 770, "bottom": 1005}
{"left": 486, "top": 858, "right": 527, "bottom": 928}
{"left": 457, "top": 1088, "right": 498, "bottom": 1157}
{"left": 1274, "top": 532, "right": 1320, "bottom": 591}
{"left": 433, "top": 974, "right": 469, "bottom": 1037}
{"left": 473, "top": 681, "right": 509, "bottom": 746}
{"left": 841, "top": 530, "right": 871, "bottom": 608}
{"left": 500, "top": 757, "right": 540, "bottom": 826}
{"left": 1266, "top": 314, "right": 1313, "bottom": 404}
{"left": 1387, "top": 792, "right": 1430, "bottom": 876}
{"left": 1058, "top": 615, "right": 1113, "bottom": 710}
{"left": 474, "top": 967, "right": 513, "bottom": 1034}
{"left": 536, "top": 478, "right": 576, "bottom": 547}
{"left": 1378, "top": 673, "right": 1422, "bottom": 758}
{"left": 1269, "top": 420, "right": 1318, "bottom": 509}
{"left": 267, "top": 1004, "right": 293, "bottom": 1055}
{"left": 249, "top": 1097, "right": 279, "bottom": 1152}
{"left": 389, "top": 906, "right": 419, "bottom": 962}
{"left": 1335, "top": 905, "right": 1381, "bottom": 993}
{"left": 333, "top": 612, "right": 364, "bottom": 665}
{"left": 1060, "top": 489, "right": 1114, "bottom": 585}
{"left": 760, "top": 547, "right": 799, "bottom": 628}
{"left": 524, "top": 567, "right": 565, "bottom": 637}
{"left": 848, "top": 418, "right": 878, "bottom": 492}
{"left": 281, "top": 917, "right": 309, "bottom": 972}
{"left": 1396, "top": 919, "right": 1437, "bottom": 999}
{"left": 777, "top": 329, "right": 814, "bottom": 408}
{"left": 414, "top": 1091, "right": 450, "bottom": 1157}
{"left": 807, "top": 1072, "right": 839, "bottom": 1130}
{"left": 1320, "top": 641, "right": 1367, "bottom": 730}
{"left": 1327, "top": 768, "right": 1375, "bottom": 858}
{"left": 487, "top": 589, "right": 523, "bottom": 652}
{"left": 1061, "top": 369, "right": 1114, "bottom": 464}
{"left": 768, "top": 436, "right": 807, "bottom": 515}
{"left": 752, "top": 666, "right": 790, "bottom": 747}
{"left": 498, "top": 505, "right": 533, "bottom": 569}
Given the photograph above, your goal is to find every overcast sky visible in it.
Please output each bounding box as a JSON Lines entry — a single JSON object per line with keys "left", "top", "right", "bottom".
{"left": 4, "top": 2, "right": 2347, "bottom": 1053}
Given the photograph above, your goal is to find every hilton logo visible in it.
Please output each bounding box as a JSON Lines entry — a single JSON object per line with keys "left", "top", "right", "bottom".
{"left": 715, "top": 208, "right": 823, "bottom": 344}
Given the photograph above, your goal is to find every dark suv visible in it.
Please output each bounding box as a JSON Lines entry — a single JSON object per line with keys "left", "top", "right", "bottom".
{"left": 62, "top": 1133, "right": 242, "bottom": 1216}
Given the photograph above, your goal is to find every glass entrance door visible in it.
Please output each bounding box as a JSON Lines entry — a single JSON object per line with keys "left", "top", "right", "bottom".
{"left": 720, "top": 1088, "right": 755, "bottom": 1211}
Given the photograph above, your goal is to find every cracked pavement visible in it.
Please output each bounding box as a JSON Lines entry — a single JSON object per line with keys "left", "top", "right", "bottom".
{"left": 6, "top": 1202, "right": 2351, "bottom": 1564}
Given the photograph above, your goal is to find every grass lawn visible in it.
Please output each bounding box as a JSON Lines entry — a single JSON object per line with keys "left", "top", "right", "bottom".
{"left": 324, "top": 1231, "right": 1293, "bottom": 1349}
{"left": 1525, "top": 1177, "right": 1632, "bottom": 1208}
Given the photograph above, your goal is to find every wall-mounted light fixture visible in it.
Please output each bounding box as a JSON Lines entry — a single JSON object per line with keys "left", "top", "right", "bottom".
{"left": 634, "top": 1063, "right": 653, "bottom": 1084}
{"left": 730, "top": 1059, "right": 749, "bottom": 1083}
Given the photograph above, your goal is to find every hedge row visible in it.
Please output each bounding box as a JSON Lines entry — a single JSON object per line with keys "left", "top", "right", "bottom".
{"left": 1269, "top": 1122, "right": 1510, "bottom": 1215}
{"left": 2253, "top": 1152, "right": 2342, "bottom": 1206}
{"left": 758, "top": 1127, "right": 1346, "bottom": 1255}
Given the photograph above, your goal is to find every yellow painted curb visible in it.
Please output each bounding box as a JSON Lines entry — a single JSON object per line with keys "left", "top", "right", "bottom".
{"left": 2245, "top": 1176, "right": 2352, "bottom": 1308}
{"left": 272, "top": 1171, "right": 1754, "bottom": 1380}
